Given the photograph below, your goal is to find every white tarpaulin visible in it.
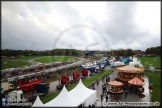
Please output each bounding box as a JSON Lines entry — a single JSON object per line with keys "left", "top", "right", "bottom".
{"left": 44, "top": 85, "right": 84, "bottom": 107}
{"left": 69, "top": 79, "right": 97, "bottom": 107}
{"left": 32, "top": 95, "right": 44, "bottom": 107}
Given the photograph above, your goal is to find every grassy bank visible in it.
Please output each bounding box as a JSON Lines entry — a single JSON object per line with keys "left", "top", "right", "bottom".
{"left": 1, "top": 56, "right": 41, "bottom": 69}
{"left": 144, "top": 70, "right": 161, "bottom": 103}
{"left": 35, "top": 56, "right": 79, "bottom": 63}
{"left": 16, "top": 56, "right": 42, "bottom": 61}
{"left": 1, "top": 60, "right": 32, "bottom": 70}
{"left": 138, "top": 56, "right": 161, "bottom": 69}
{"left": 41, "top": 70, "right": 112, "bottom": 104}
{"left": 1, "top": 56, "right": 78, "bottom": 70}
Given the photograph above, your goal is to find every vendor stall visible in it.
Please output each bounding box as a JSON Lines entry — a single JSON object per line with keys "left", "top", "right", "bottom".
{"left": 108, "top": 81, "right": 124, "bottom": 93}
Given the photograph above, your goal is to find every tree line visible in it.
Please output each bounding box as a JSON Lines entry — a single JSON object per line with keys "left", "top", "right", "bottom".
{"left": 1, "top": 49, "right": 84, "bottom": 57}
{"left": 1, "top": 46, "right": 161, "bottom": 57}
{"left": 145, "top": 46, "right": 161, "bottom": 55}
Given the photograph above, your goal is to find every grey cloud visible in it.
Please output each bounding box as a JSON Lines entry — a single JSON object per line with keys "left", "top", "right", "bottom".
{"left": 1, "top": 2, "right": 160, "bottom": 51}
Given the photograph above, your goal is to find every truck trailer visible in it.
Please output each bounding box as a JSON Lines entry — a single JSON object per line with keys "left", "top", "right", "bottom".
{"left": 17, "top": 78, "right": 44, "bottom": 92}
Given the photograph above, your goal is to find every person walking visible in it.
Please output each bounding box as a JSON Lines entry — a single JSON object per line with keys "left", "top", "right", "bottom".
{"left": 106, "top": 78, "right": 108, "bottom": 84}
{"left": 108, "top": 77, "right": 110, "bottom": 82}
{"left": 88, "top": 104, "right": 92, "bottom": 108}
{"left": 100, "top": 94, "right": 103, "bottom": 101}
{"left": 102, "top": 84, "right": 104, "bottom": 95}
{"left": 106, "top": 95, "right": 108, "bottom": 102}
{"left": 91, "top": 104, "right": 95, "bottom": 108}
{"left": 97, "top": 80, "right": 99, "bottom": 85}
{"left": 103, "top": 85, "right": 107, "bottom": 95}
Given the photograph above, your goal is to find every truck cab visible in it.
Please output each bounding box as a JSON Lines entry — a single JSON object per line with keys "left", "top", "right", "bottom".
{"left": 35, "top": 83, "right": 49, "bottom": 96}
{"left": 7, "top": 90, "right": 25, "bottom": 103}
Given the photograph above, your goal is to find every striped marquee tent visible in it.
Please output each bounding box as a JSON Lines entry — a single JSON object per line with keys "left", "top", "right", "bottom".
{"left": 128, "top": 77, "right": 145, "bottom": 85}
{"left": 108, "top": 81, "right": 123, "bottom": 86}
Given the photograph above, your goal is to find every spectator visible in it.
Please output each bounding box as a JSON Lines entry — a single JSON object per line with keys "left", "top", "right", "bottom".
{"left": 106, "top": 95, "right": 108, "bottom": 102}
{"left": 103, "top": 86, "right": 107, "bottom": 95}
{"left": 97, "top": 80, "right": 99, "bottom": 85}
{"left": 93, "top": 86, "right": 95, "bottom": 90}
{"left": 106, "top": 78, "right": 108, "bottom": 84}
{"left": 92, "top": 104, "right": 95, "bottom": 108}
{"left": 100, "top": 94, "right": 103, "bottom": 101}
{"left": 89, "top": 104, "right": 92, "bottom": 108}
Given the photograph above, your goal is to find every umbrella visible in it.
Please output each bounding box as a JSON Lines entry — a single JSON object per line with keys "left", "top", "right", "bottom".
{"left": 108, "top": 81, "right": 123, "bottom": 86}
{"left": 128, "top": 77, "right": 145, "bottom": 85}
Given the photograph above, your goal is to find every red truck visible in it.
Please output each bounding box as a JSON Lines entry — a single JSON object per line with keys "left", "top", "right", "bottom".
{"left": 69, "top": 72, "right": 80, "bottom": 84}
{"left": 56, "top": 76, "right": 70, "bottom": 90}
{"left": 73, "top": 72, "right": 80, "bottom": 80}
{"left": 61, "top": 76, "right": 70, "bottom": 85}
{"left": 81, "top": 69, "right": 88, "bottom": 77}
{"left": 17, "top": 78, "right": 44, "bottom": 92}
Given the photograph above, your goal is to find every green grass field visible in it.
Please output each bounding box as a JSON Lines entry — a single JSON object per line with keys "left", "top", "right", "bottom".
{"left": 16, "top": 56, "right": 41, "bottom": 61}
{"left": 138, "top": 56, "right": 161, "bottom": 69}
{"left": 35, "top": 56, "right": 79, "bottom": 63}
{"left": 1, "top": 60, "right": 31, "bottom": 70}
{"left": 1, "top": 56, "right": 41, "bottom": 70}
{"left": 144, "top": 70, "right": 161, "bottom": 104}
{"left": 41, "top": 70, "right": 112, "bottom": 104}
{"left": 1, "top": 56, "right": 78, "bottom": 70}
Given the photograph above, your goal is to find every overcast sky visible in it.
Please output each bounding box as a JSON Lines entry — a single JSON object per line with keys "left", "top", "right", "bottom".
{"left": 1, "top": 1, "right": 161, "bottom": 51}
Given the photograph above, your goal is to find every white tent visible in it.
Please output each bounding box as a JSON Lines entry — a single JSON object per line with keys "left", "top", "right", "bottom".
{"left": 32, "top": 95, "right": 44, "bottom": 107}
{"left": 129, "top": 57, "right": 143, "bottom": 68}
{"left": 114, "top": 61, "right": 125, "bottom": 66}
{"left": 69, "top": 79, "right": 97, "bottom": 107}
{"left": 44, "top": 85, "right": 84, "bottom": 107}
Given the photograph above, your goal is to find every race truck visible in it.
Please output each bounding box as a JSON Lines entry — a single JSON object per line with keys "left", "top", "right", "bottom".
{"left": 81, "top": 69, "right": 88, "bottom": 79}
{"left": 69, "top": 72, "right": 80, "bottom": 84}
{"left": 56, "top": 76, "right": 70, "bottom": 90}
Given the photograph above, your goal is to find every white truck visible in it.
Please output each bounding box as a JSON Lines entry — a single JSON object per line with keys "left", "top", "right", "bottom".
{"left": 7, "top": 90, "right": 26, "bottom": 103}
{"left": 1, "top": 82, "right": 14, "bottom": 93}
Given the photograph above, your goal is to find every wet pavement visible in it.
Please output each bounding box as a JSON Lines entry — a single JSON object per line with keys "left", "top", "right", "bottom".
{"left": 94, "top": 66, "right": 150, "bottom": 107}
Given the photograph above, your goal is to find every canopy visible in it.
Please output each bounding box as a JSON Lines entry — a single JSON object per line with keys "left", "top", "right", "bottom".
{"left": 44, "top": 85, "right": 84, "bottom": 107}
{"left": 115, "top": 65, "right": 144, "bottom": 73}
{"left": 32, "top": 95, "right": 44, "bottom": 107}
{"left": 69, "top": 79, "right": 96, "bottom": 107}
{"left": 128, "top": 77, "right": 145, "bottom": 85}
{"left": 114, "top": 62, "right": 125, "bottom": 66}
{"left": 108, "top": 81, "right": 123, "bottom": 86}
